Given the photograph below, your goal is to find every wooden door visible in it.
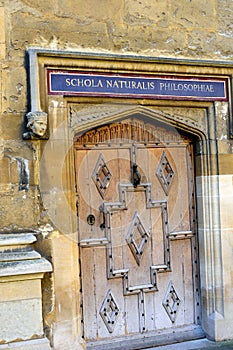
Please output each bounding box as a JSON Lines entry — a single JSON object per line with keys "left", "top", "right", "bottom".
{"left": 74, "top": 118, "right": 201, "bottom": 349}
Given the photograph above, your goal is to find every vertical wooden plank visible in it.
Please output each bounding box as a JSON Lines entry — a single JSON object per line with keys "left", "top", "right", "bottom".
{"left": 75, "top": 149, "right": 93, "bottom": 241}
{"left": 147, "top": 146, "right": 169, "bottom": 331}
{"left": 125, "top": 293, "right": 140, "bottom": 333}
{"left": 135, "top": 145, "right": 149, "bottom": 184}
{"left": 153, "top": 273, "right": 172, "bottom": 330}
{"left": 103, "top": 147, "right": 127, "bottom": 337}
{"left": 94, "top": 216, "right": 125, "bottom": 338}
{"left": 94, "top": 245, "right": 111, "bottom": 339}
{"left": 122, "top": 190, "right": 152, "bottom": 287}
{"left": 168, "top": 147, "right": 190, "bottom": 233}
{"left": 187, "top": 143, "right": 201, "bottom": 323}
{"left": 144, "top": 292, "right": 156, "bottom": 332}
{"left": 169, "top": 239, "right": 194, "bottom": 326}
{"left": 148, "top": 147, "right": 167, "bottom": 200}
{"left": 81, "top": 247, "right": 97, "bottom": 341}
{"left": 110, "top": 148, "right": 128, "bottom": 271}
{"left": 86, "top": 149, "right": 109, "bottom": 241}
{"left": 182, "top": 240, "right": 195, "bottom": 325}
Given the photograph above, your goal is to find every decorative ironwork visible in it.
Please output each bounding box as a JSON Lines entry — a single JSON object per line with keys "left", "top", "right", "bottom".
{"left": 101, "top": 182, "right": 170, "bottom": 284}
{"left": 132, "top": 163, "right": 141, "bottom": 188}
{"left": 126, "top": 211, "right": 150, "bottom": 265}
{"left": 92, "top": 154, "right": 112, "bottom": 199}
{"left": 99, "top": 289, "right": 120, "bottom": 333}
{"left": 81, "top": 180, "right": 171, "bottom": 334}
{"left": 162, "top": 281, "right": 181, "bottom": 323}
{"left": 156, "top": 151, "right": 175, "bottom": 195}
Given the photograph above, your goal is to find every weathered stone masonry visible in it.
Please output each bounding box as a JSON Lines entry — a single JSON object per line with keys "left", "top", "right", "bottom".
{"left": 0, "top": 1, "right": 233, "bottom": 349}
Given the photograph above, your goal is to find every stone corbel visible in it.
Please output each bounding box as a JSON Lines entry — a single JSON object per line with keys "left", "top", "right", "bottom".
{"left": 23, "top": 111, "right": 48, "bottom": 140}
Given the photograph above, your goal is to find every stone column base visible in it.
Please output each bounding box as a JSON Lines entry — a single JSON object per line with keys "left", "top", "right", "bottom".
{"left": 0, "top": 233, "right": 52, "bottom": 346}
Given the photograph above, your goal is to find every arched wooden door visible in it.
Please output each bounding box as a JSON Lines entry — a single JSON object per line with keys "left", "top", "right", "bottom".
{"left": 74, "top": 118, "right": 202, "bottom": 349}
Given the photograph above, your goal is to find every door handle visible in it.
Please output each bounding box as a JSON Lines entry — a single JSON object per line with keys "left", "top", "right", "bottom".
{"left": 99, "top": 205, "right": 106, "bottom": 230}
{"left": 132, "top": 163, "right": 141, "bottom": 188}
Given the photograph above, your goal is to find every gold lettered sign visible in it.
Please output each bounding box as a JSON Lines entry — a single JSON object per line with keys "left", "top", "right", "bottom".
{"left": 47, "top": 70, "right": 228, "bottom": 101}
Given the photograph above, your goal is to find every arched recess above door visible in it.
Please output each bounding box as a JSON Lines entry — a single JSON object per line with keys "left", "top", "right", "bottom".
{"left": 69, "top": 104, "right": 207, "bottom": 144}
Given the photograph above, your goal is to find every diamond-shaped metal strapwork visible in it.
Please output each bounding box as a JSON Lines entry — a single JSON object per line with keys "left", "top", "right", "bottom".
{"left": 156, "top": 151, "right": 175, "bottom": 195}
{"left": 126, "top": 211, "right": 150, "bottom": 266}
{"left": 99, "top": 289, "right": 120, "bottom": 333}
{"left": 162, "top": 281, "right": 181, "bottom": 323}
{"left": 92, "top": 154, "right": 112, "bottom": 199}
{"left": 99, "top": 183, "right": 170, "bottom": 333}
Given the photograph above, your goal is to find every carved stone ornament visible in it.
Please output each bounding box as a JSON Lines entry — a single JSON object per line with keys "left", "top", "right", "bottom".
{"left": 23, "top": 111, "right": 48, "bottom": 140}
{"left": 70, "top": 104, "right": 207, "bottom": 136}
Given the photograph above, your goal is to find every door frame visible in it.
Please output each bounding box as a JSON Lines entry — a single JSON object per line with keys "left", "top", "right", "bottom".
{"left": 74, "top": 118, "right": 202, "bottom": 349}
{"left": 69, "top": 104, "right": 220, "bottom": 344}
{"left": 27, "top": 49, "right": 230, "bottom": 347}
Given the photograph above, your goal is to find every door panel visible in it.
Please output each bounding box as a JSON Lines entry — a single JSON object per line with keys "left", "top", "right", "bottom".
{"left": 74, "top": 118, "right": 200, "bottom": 347}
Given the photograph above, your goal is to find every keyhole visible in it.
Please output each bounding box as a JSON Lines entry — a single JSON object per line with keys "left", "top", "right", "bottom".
{"left": 87, "top": 214, "right": 95, "bottom": 226}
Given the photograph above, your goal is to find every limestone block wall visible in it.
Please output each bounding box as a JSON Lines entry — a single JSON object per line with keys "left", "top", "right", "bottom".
{"left": 0, "top": 1, "right": 233, "bottom": 349}
{"left": 0, "top": 0, "right": 233, "bottom": 231}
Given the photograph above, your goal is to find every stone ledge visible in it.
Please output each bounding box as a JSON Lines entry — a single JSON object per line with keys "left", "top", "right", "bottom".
{"left": 0, "top": 233, "right": 52, "bottom": 279}
{"left": 0, "top": 233, "right": 36, "bottom": 247}
{"left": 0, "top": 258, "right": 52, "bottom": 278}
{"left": 0, "top": 338, "right": 51, "bottom": 349}
{"left": 0, "top": 251, "right": 41, "bottom": 262}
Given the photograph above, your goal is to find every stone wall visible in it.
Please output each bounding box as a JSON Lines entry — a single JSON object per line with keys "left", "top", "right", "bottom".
{"left": 1, "top": 0, "right": 233, "bottom": 230}
{"left": 3, "top": 0, "right": 233, "bottom": 58}
{"left": 0, "top": 1, "right": 233, "bottom": 349}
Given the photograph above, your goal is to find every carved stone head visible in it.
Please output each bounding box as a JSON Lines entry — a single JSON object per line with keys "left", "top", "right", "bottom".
{"left": 23, "top": 111, "right": 48, "bottom": 140}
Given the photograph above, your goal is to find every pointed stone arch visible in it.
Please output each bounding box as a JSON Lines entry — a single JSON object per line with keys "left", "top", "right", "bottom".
{"left": 69, "top": 104, "right": 207, "bottom": 141}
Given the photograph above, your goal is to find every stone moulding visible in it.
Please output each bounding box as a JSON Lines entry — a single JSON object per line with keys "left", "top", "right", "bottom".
{"left": 69, "top": 104, "right": 206, "bottom": 135}
{"left": 0, "top": 232, "right": 52, "bottom": 278}
{"left": 27, "top": 47, "right": 233, "bottom": 138}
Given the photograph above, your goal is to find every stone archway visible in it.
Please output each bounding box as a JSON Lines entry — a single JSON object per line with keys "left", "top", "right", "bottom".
{"left": 39, "top": 101, "right": 224, "bottom": 348}
{"left": 71, "top": 105, "right": 208, "bottom": 349}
